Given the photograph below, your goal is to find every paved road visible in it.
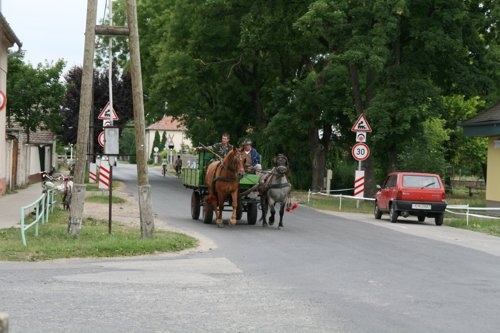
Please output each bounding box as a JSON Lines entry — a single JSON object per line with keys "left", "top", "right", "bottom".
{"left": 1, "top": 163, "right": 500, "bottom": 333}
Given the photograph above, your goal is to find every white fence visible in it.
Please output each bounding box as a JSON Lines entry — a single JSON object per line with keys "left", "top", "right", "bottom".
{"left": 308, "top": 189, "right": 500, "bottom": 225}
{"left": 19, "top": 189, "right": 57, "bottom": 246}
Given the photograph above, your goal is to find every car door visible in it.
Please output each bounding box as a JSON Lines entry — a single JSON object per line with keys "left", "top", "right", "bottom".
{"left": 377, "top": 174, "right": 397, "bottom": 210}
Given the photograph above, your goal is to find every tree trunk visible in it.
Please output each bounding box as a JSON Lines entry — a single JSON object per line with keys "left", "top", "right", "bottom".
{"left": 309, "top": 127, "right": 326, "bottom": 192}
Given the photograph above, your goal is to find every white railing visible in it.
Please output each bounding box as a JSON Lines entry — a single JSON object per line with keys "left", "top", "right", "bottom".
{"left": 19, "top": 189, "right": 57, "bottom": 246}
{"left": 307, "top": 189, "right": 374, "bottom": 210}
{"left": 446, "top": 205, "right": 500, "bottom": 226}
{"left": 307, "top": 190, "right": 500, "bottom": 226}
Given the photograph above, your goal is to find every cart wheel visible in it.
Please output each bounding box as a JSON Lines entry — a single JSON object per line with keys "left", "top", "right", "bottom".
{"left": 191, "top": 191, "right": 201, "bottom": 220}
{"left": 203, "top": 199, "right": 213, "bottom": 224}
{"left": 236, "top": 202, "right": 243, "bottom": 220}
{"left": 247, "top": 202, "right": 258, "bottom": 225}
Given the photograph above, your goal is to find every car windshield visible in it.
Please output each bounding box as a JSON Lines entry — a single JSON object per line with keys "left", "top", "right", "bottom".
{"left": 402, "top": 175, "right": 441, "bottom": 189}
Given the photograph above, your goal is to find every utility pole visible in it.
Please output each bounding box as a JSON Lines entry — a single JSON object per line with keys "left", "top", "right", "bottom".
{"left": 69, "top": 0, "right": 155, "bottom": 237}
{"left": 126, "top": 0, "right": 155, "bottom": 237}
{"left": 68, "top": 0, "right": 97, "bottom": 236}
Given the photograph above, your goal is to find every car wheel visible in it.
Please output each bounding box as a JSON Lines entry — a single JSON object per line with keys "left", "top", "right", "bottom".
{"left": 389, "top": 204, "right": 398, "bottom": 223}
{"left": 374, "top": 202, "right": 382, "bottom": 220}
{"left": 435, "top": 213, "right": 444, "bottom": 226}
{"left": 417, "top": 215, "right": 425, "bottom": 222}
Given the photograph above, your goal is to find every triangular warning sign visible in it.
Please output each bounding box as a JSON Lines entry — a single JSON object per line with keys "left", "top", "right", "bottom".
{"left": 98, "top": 101, "right": 119, "bottom": 120}
{"left": 351, "top": 113, "right": 372, "bottom": 133}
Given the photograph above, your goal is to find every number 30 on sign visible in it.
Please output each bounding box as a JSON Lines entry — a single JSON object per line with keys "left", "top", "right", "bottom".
{"left": 352, "top": 143, "right": 370, "bottom": 161}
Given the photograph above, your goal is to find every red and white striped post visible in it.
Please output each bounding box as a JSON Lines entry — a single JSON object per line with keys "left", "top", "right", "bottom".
{"left": 354, "top": 170, "right": 365, "bottom": 198}
{"left": 98, "top": 160, "right": 110, "bottom": 190}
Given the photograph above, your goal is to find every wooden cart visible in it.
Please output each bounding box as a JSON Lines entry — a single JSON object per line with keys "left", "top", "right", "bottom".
{"left": 182, "top": 151, "right": 260, "bottom": 224}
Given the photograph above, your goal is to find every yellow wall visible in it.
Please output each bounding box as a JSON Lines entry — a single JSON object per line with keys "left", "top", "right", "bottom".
{"left": 486, "top": 137, "right": 500, "bottom": 204}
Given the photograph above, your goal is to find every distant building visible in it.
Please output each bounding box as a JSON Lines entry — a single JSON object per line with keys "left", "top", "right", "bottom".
{"left": 461, "top": 101, "right": 500, "bottom": 206}
{"left": 145, "top": 115, "right": 192, "bottom": 157}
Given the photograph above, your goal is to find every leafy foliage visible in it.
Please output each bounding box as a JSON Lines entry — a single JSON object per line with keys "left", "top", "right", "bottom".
{"left": 7, "top": 52, "right": 66, "bottom": 142}
{"left": 107, "top": 0, "right": 498, "bottom": 190}
{"left": 60, "top": 66, "right": 133, "bottom": 158}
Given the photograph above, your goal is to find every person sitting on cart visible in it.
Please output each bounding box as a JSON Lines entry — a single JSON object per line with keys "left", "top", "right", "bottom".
{"left": 196, "top": 133, "right": 233, "bottom": 159}
{"left": 242, "top": 138, "right": 261, "bottom": 174}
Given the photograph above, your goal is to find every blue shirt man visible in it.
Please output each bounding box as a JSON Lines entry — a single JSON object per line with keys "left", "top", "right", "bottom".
{"left": 242, "top": 138, "right": 261, "bottom": 173}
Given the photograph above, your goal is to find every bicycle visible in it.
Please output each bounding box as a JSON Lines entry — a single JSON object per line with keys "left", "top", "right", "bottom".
{"left": 175, "top": 165, "right": 182, "bottom": 178}
{"left": 162, "top": 164, "right": 167, "bottom": 176}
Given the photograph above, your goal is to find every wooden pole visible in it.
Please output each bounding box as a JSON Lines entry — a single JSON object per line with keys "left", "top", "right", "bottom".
{"left": 68, "top": 0, "right": 97, "bottom": 236}
{"left": 126, "top": 0, "right": 155, "bottom": 237}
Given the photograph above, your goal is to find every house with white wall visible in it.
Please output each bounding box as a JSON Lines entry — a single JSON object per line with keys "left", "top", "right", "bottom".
{"left": 145, "top": 115, "right": 192, "bottom": 158}
{"left": 0, "top": 12, "right": 21, "bottom": 195}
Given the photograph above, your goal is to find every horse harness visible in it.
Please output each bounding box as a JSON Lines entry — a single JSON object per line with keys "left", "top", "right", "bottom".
{"left": 259, "top": 167, "right": 291, "bottom": 194}
{"left": 208, "top": 154, "right": 242, "bottom": 197}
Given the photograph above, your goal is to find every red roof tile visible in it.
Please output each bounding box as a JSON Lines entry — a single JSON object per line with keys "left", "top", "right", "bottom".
{"left": 147, "top": 115, "right": 186, "bottom": 131}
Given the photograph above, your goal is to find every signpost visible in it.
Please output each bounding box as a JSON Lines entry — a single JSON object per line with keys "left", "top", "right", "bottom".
{"left": 351, "top": 114, "right": 372, "bottom": 205}
{"left": 98, "top": 100, "right": 120, "bottom": 234}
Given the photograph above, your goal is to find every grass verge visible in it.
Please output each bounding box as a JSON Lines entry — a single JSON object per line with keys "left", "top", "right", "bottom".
{"left": 0, "top": 209, "right": 198, "bottom": 262}
{"left": 296, "top": 188, "right": 500, "bottom": 237}
{"left": 86, "top": 194, "right": 126, "bottom": 204}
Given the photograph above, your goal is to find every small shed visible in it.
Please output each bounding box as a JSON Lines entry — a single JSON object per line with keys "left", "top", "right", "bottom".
{"left": 460, "top": 102, "right": 500, "bottom": 206}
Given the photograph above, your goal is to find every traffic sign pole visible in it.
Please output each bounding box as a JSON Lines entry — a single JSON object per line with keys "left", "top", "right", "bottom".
{"left": 351, "top": 114, "right": 372, "bottom": 208}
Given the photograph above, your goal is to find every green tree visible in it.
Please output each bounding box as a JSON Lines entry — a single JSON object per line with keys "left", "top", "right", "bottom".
{"left": 132, "top": 0, "right": 499, "bottom": 191}
{"left": 295, "top": 0, "right": 499, "bottom": 193}
{"left": 7, "top": 52, "right": 66, "bottom": 142}
{"left": 151, "top": 131, "right": 161, "bottom": 161}
{"left": 61, "top": 66, "right": 134, "bottom": 159}
{"left": 160, "top": 131, "right": 167, "bottom": 152}
{"left": 120, "top": 121, "right": 137, "bottom": 164}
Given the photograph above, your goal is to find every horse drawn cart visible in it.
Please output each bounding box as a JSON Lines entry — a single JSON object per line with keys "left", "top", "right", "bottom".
{"left": 181, "top": 150, "right": 260, "bottom": 225}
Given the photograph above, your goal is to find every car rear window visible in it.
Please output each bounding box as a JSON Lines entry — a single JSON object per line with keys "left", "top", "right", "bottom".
{"left": 402, "top": 175, "right": 441, "bottom": 189}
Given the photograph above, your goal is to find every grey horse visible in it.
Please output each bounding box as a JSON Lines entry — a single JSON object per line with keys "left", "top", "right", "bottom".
{"left": 258, "top": 154, "right": 292, "bottom": 229}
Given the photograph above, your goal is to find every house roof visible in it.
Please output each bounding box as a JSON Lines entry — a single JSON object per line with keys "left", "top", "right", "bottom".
{"left": 30, "top": 131, "right": 55, "bottom": 145}
{"left": 460, "top": 102, "right": 500, "bottom": 137}
{"left": 147, "top": 115, "right": 186, "bottom": 131}
{"left": 0, "top": 13, "right": 22, "bottom": 49}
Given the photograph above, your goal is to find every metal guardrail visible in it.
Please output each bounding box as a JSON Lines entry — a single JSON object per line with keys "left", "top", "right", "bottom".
{"left": 19, "top": 189, "right": 57, "bottom": 246}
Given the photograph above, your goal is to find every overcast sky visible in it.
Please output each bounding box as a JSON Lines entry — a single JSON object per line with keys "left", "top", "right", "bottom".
{"left": 2, "top": 0, "right": 107, "bottom": 72}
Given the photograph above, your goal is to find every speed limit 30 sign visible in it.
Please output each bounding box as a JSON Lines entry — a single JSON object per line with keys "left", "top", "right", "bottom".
{"left": 352, "top": 143, "right": 370, "bottom": 161}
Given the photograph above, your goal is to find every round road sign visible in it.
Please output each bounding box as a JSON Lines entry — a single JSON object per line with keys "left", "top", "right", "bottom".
{"left": 352, "top": 143, "right": 370, "bottom": 161}
{"left": 0, "top": 91, "right": 6, "bottom": 111}
{"left": 98, "top": 131, "right": 105, "bottom": 148}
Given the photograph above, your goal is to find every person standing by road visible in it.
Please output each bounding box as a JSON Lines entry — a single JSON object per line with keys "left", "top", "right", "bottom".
{"left": 174, "top": 155, "right": 183, "bottom": 177}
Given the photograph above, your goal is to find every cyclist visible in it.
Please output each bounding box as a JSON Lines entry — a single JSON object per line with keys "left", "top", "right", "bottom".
{"left": 161, "top": 158, "right": 167, "bottom": 176}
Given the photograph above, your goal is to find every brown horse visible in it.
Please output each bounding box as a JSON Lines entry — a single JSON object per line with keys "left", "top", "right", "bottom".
{"left": 205, "top": 147, "right": 246, "bottom": 227}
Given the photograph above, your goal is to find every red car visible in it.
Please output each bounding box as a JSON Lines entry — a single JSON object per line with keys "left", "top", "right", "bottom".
{"left": 374, "top": 172, "right": 447, "bottom": 225}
